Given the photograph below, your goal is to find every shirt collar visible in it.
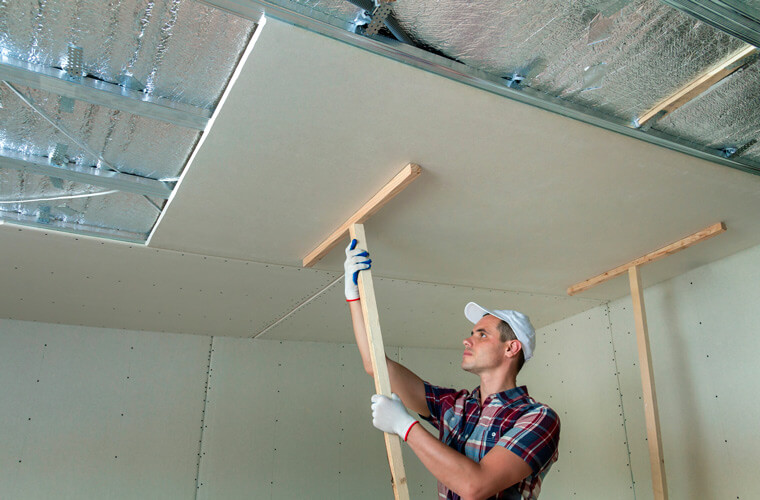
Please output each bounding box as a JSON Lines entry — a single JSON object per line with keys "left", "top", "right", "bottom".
{"left": 470, "top": 385, "right": 529, "bottom": 405}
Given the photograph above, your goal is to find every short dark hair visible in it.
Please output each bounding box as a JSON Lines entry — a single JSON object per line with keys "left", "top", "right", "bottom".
{"left": 487, "top": 314, "right": 526, "bottom": 372}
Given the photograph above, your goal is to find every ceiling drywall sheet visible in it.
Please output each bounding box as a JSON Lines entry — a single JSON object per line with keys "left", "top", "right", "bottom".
{"left": 150, "top": 18, "right": 760, "bottom": 302}
{"left": 0, "top": 224, "right": 337, "bottom": 337}
{"left": 0, "top": 224, "right": 600, "bottom": 344}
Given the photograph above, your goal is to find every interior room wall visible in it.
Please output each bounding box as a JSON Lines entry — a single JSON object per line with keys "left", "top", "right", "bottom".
{"left": 10, "top": 238, "right": 758, "bottom": 499}
{"left": 604, "top": 242, "right": 760, "bottom": 500}
{"left": 0, "top": 320, "right": 211, "bottom": 499}
{"left": 0, "top": 314, "right": 634, "bottom": 499}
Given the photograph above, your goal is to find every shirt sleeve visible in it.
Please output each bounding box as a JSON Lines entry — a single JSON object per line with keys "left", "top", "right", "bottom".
{"left": 496, "top": 405, "right": 561, "bottom": 474}
{"left": 421, "top": 381, "right": 460, "bottom": 430}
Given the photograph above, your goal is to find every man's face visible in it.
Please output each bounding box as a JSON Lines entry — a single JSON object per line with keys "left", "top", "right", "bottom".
{"left": 461, "top": 314, "right": 509, "bottom": 374}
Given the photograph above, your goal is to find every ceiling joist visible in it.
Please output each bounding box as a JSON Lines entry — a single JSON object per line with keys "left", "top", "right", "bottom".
{"left": 0, "top": 55, "right": 211, "bottom": 130}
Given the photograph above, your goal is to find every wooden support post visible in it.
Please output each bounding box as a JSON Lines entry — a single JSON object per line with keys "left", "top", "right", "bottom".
{"left": 303, "top": 163, "right": 422, "bottom": 268}
{"left": 349, "top": 223, "right": 410, "bottom": 500}
{"left": 301, "top": 163, "right": 421, "bottom": 497}
{"left": 629, "top": 266, "right": 668, "bottom": 500}
{"left": 567, "top": 222, "right": 727, "bottom": 500}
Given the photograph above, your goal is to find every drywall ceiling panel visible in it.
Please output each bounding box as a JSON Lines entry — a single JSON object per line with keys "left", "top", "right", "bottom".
{"left": 260, "top": 276, "right": 603, "bottom": 348}
{"left": 0, "top": 224, "right": 338, "bottom": 338}
{"left": 0, "top": 223, "right": 599, "bottom": 346}
{"left": 151, "top": 19, "right": 760, "bottom": 302}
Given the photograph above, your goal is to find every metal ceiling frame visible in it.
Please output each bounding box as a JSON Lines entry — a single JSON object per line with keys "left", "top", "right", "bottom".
{"left": 3, "top": 82, "right": 175, "bottom": 198}
{"left": 659, "top": 0, "right": 760, "bottom": 49}
{"left": 199, "top": 0, "right": 760, "bottom": 177}
{"left": 0, "top": 55, "right": 211, "bottom": 130}
{"left": 0, "top": 148, "right": 173, "bottom": 199}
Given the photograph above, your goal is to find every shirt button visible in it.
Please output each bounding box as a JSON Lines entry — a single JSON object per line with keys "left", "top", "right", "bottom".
{"left": 491, "top": 432, "right": 496, "bottom": 437}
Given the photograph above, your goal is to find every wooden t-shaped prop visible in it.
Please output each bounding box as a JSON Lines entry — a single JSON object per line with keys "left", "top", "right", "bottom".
{"left": 567, "top": 222, "right": 726, "bottom": 500}
{"left": 303, "top": 163, "right": 422, "bottom": 500}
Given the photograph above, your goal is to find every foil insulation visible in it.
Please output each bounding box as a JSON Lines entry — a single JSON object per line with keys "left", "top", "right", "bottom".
{"left": 659, "top": 0, "right": 760, "bottom": 48}
{"left": 0, "top": 83, "right": 171, "bottom": 238}
{"left": 0, "top": 0, "right": 255, "bottom": 109}
{"left": 0, "top": 82, "right": 98, "bottom": 166}
{"left": 654, "top": 62, "right": 760, "bottom": 164}
{"left": 0, "top": 168, "right": 112, "bottom": 207}
{"left": 18, "top": 85, "right": 199, "bottom": 179}
{"left": 391, "top": 0, "right": 746, "bottom": 122}
{"left": 0, "top": 169, "right": 158, "bottom": 236}
{"left": 0, "top": 1, "right": 256, "bottom": 240}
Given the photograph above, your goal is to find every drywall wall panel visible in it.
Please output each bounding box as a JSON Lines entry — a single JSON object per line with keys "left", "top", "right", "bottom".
{"left": 607, "top": 242, "right": 760, "bottom": 500}
{"left": 530, "top": 307, "right": 634, "bottom": 498}
{"left": 197, "top": 331, "right": 631, "bottom": 499}
{"left": 197, "top": 337, "right": 397, "bottom": 499}
{"left": 199, "top": 337, "right": 489, "bottom": 499}
{"left": 337, "top": 344, "right": 403, "bottom": 498}
{"left": 0, "top": 319, "right": 210, "bottom": 500}
{"left": 0, "top": 313, "right": 640, "bottom": 499}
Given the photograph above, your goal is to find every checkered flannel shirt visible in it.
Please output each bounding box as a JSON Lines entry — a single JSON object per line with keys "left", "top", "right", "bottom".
{"left": 423, "top": 382, "right": 560, "bottom": 500}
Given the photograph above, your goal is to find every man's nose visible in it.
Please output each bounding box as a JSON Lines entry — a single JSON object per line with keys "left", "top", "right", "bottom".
{"left": 463, "top": 336, "right": 472, "bottom": 347}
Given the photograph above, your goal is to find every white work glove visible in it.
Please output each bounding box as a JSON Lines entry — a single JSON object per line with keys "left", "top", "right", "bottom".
{"left": 344, "top": 239, "right": 371, "bottom": 301}
{"left": 371, "top": 393, "right": 419, "bottom": 441}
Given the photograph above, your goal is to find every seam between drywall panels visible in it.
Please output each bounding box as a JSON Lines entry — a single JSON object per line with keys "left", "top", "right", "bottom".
{"left": 195, "top": 336, "right": 215, "bottom": 500}
{"left": 606, "top": 303, "right": 637, "bottom": 500}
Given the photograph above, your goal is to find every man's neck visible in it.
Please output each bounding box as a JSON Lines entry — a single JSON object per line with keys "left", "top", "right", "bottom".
{"left": 478, "top": 373, "right": 518, "bottom": 405}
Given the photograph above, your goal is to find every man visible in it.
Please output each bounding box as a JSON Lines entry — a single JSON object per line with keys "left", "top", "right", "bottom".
{"left": 344, "top": 240, "right": 560, "bottom": 500}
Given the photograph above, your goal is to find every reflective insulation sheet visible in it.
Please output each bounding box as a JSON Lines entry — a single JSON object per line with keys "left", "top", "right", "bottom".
{"left": 0, "top": 83, "right": 99, "bottom": 166}
{"left": 653, "top": 62, "right": 760, "bottom": 164}
{"left": 0, "top": 84, "right": 173, "bottom": 238}
{"left": 659, "top": 0, "right": 760, "bottom": 48}
{"left": 0, "top": 168, "right": 159, "bottom": 238}
{"left": 15, "top": 85, "right": 199, "bottom": 180}
{"left": 0, "top": 0, "right": 255, "bottom": 109}
{"left": 390, "top": 0, "right": 746, "bottom": 122}
{"left": 0, "top": 1, "right": 257, "bottom": 240}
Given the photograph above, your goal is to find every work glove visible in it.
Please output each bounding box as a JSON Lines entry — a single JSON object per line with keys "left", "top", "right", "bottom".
{"left": 344, "top": 239, "right": 371, "bottom": 301}
{"left": 370, "top": 393, "right": 419, "bottom": 442}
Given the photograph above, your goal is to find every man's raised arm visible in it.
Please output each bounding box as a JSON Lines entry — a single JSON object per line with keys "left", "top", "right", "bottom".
{"left": 344, "top": 240, "right": 429, "bottom": 417}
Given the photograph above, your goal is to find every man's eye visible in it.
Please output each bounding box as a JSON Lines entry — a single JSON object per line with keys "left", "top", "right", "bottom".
{"left": 480, "top": 333, "right": 487, "bottom": 338}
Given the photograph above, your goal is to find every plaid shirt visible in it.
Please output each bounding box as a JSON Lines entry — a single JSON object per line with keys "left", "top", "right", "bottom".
{"left": 423, "top": 382, "right": 560, "bottom": 500}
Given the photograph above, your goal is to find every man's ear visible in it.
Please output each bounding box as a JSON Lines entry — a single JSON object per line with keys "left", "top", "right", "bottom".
{"left": 505, "top": 340, "right": 523, "bottom": 359}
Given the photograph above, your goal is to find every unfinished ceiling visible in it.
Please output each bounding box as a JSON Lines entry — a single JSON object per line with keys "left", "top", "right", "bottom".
{"left": 1, "top": 0, "right": 760, "bottom": 345}
{"left": 0, "top": 0, "right": 255, "bottom": 240}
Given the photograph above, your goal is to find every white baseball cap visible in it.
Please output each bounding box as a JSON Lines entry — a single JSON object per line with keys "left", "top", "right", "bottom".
{"left": 464, "top": 302, "right": 536, "bottom": 361}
